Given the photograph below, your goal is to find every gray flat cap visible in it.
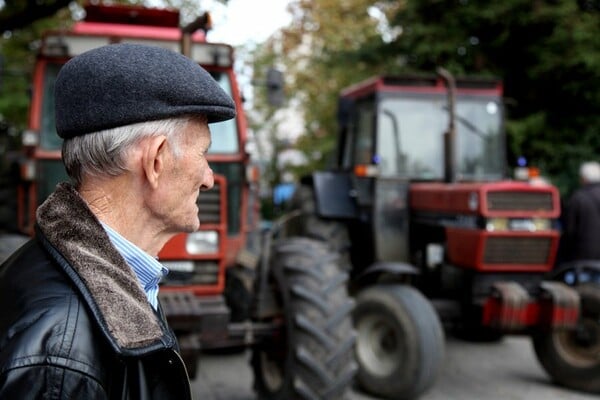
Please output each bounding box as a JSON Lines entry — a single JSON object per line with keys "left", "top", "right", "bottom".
{"left": 54, "top": 43, "right": 236, "bottom": 139}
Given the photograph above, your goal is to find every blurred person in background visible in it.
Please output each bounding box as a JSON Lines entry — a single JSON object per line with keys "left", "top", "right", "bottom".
{"left": 559, "top": 161, "right": 600, "bottom": 263}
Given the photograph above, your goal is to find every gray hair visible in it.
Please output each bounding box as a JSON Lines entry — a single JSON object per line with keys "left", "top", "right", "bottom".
{"left": 579, "top": 161, "right": 600, "bottom": 184}
{"left": 62, "top": 115, "right": 203, "bottom": 187}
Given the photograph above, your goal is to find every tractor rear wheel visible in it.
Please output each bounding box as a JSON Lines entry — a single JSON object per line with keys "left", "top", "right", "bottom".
{"left": 533, "top": 282, "right": 600, "bottom": 393}
{"left": 251, "top": 237, "right": 357, "bottom": 400}
{"left": 353, "top": 284, "right": 445, "bottom": 400}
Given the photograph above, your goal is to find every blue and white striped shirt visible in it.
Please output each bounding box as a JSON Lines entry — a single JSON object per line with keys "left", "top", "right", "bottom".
{"left": 102, "top": 223, "right": 168, "bottom": 310}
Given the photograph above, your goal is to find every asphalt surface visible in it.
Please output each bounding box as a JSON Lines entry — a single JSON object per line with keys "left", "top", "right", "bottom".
{"left": 191, "top": 336, "right": 598, "bottom": 400}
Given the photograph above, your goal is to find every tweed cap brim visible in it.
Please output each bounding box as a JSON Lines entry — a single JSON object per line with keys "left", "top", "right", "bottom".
{"left": 54, "top": 43, "right": 236, "bottom": 139}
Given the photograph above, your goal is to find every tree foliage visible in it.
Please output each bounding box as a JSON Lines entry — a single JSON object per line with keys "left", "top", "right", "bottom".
{"left": 382, "top": 0, "right": 600, "bottom": 195}
{"left": 0, "top": 5, "right": 77, "bottom": 137}
{"left": 252, "top": 0, "right": 600, "bottom": 196}
{"left": 0, "top": 0, "right": 73, "bottom": 33}
{"left": 251, "top": 0, "right": 402, "bottom": 173}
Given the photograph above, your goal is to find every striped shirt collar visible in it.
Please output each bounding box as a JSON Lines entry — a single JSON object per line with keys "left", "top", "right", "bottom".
{"left": 101, "top": 223, "right": 168, "bottom": 310}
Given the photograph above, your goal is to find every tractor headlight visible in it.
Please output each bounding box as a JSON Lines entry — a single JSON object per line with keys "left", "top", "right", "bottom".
{"left": 485, "top": 218, "right": 551, "bottom": 232}
{"left": 186, "top": 231, "right": 219, "bottom": 254}
{"left": 531, "top": 218, "right": 551, "bottom": 231}
{"left": 486, "top": 218, "right": 509, "bottom": 231}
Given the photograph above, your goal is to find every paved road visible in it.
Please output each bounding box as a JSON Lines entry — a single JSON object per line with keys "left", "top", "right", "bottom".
{"left": 191, "top": 336, "right": 597, "bottom": 400}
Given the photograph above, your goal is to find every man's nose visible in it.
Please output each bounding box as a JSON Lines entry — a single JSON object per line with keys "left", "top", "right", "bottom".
{"left": 200, "top": 167, "right": 214, "bottom": 191}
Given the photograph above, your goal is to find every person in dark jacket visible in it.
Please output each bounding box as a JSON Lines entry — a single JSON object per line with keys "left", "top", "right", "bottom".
{"left": 560, "top": 161, "right": 600, "bottom": 262}
{"left": 0, "top": 43, "right": 236, "bottom": 399}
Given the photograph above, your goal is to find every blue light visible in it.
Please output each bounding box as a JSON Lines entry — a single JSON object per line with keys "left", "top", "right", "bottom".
{"left": 517, "top": 156, "right": 527, "bottom": 167}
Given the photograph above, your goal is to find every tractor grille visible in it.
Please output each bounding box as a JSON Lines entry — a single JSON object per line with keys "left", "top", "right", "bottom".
{"left": 197, "top": 183, "right": 221, "bottom": 224}
{"left": 483, "top": 237, "right": 551, "bottom": 264}
{"left": 189, "top": 261, "right": 219, "bottom": 284}
{"left": 165, "top": 261, "right": 220, "bottom": 285}
{"left": 486, "top": 191, "right": 554, "bottom": 212}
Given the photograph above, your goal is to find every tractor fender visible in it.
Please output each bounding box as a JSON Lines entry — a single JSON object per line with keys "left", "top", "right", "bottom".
{"left": 354, "top": 261, "right": 419, "bottom": 287}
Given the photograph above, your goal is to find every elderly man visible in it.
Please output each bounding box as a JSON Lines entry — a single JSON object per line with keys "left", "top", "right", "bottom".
{"left": 0, "top": 44, "right": 235, "bottom": 399}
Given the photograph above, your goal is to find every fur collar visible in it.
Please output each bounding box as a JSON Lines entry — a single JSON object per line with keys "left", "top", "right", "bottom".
{"left": 36, "top": 182, "right": 164, "bottom": 350}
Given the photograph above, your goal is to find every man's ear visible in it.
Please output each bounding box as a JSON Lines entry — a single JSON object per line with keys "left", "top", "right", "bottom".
{"left": 141, "top": 135, "right": 169, "bottom": 189}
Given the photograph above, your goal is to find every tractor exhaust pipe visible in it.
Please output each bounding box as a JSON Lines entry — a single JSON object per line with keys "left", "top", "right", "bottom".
{"left": 437, "top": 67, "right": 457, "bottom": 183}
{"left": 180, "top": 12, "right": 212, "bottom": 57}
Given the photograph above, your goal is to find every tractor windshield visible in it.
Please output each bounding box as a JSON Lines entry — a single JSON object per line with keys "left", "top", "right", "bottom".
{"left": 376, "top": 94, "right": 504, "bottom": 180}
{"left": 206, "top": 72, "right": 239, "bottom": 154}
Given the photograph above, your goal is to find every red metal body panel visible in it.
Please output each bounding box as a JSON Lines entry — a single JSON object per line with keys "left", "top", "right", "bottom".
{"left": 341, "top": 75, "right": 503, "bottom": 99}
{"left": 410, "top": 181, "right": 560, "bottom": 218}
{"left": 70, "top": 22, "right": 205, "bottom": 41}
{"left": 482, "top": 285, "right": 580, "bottom": 330}
{"left": 482, "top": 301, "right": 580, "bottom": 329}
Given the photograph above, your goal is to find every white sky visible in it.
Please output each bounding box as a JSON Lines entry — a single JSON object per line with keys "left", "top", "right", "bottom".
{"left": 202, "top": 0, "right": 302, "bottom": 161}
{"left": 205, "top": 0, "right": 292, "bottom": 46}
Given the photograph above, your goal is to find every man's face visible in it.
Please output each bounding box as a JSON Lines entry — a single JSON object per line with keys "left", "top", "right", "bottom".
{"left": 152, "top": 118, "right": 214, "bottom": 234}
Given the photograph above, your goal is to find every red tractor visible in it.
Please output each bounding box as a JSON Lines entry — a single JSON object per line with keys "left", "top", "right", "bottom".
{"left": 0, "top": 4, "right": 357, "bottom": 399}
{"left": 286, "top": 69, "right": 600, "bottom": 399}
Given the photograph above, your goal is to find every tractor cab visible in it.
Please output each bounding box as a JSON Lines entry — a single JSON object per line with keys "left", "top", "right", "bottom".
{"left": 336, "top": 74, "right": 505, "bottom": 182}
{"left": 314, "top": 74, "right": 527, "bottom": 269}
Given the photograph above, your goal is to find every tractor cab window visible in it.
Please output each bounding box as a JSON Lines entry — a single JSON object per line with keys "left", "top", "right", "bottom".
{"left": 38, "top": 62, "right": 69, "bottom": 203}
{"left": 377, "top": 96, "right": 445, "bottom": 179}
{"left": 376, "top": 94, "right": 504, "bottom": 180}
{"left": 454, "top": 98, "right": 504, "bottom": 179}
{"left": 207, "top": 71, "right": 239, "bottom": 154}
{"left": 40, "top": 62, "right": 62, "bottom": 151}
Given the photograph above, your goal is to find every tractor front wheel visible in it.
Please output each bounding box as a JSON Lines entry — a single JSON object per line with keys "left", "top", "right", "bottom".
{"left": 353, "top": 284, "right": 445, "bottom": 400}
{"left": 251, "top": 237, "right": 357, "bottom": 400}
{"left": 533, "top": 282, "right": 600, "bottom": 393}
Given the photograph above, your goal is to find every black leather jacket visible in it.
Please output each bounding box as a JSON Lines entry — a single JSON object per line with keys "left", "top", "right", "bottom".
{"left": 0, "top": 184, "right": 192, "bottom": 399}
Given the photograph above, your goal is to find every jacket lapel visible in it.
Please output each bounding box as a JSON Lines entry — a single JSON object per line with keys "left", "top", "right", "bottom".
{"left": 36, "top": 183, "right": 165, "bottom": 350}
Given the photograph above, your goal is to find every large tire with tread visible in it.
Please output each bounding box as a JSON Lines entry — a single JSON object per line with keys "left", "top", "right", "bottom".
{"left": 533, "top": 282, "right": 600, "bottom": 393}
{"left": 251, "top": 237, "right": 357, "bottom": 400}
{"left": 354, "top": 284, "right": 445, "bottom": 400}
